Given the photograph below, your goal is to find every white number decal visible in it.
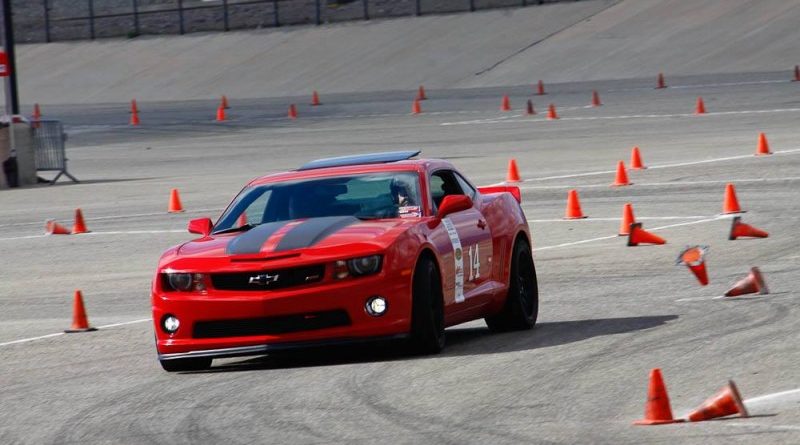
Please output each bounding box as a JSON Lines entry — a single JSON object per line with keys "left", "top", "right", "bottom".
{"left": 467, "top": 244, "right": 480, "bottom": 281}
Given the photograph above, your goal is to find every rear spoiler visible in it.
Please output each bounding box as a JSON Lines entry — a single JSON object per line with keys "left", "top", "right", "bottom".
{"left": 477, "top": 185, "right": 521, "bottom": 203}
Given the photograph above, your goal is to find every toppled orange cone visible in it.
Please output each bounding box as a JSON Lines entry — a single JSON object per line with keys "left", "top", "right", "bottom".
{"left": 417, "top": 85, "right": 427, "bottom": 101}
{"left": 564, "top": 189, "right": 587, "bottom": 219}
{"left": 65, "top": 290, "right": 97, "bottom": 333}
{"left": 634, "top": 368, "right": 683, "bottom": 425}
{"left": 729, "top": 216, "right": 768, "bottom": 240}
{"left": 500, "top": 95, "right": 511, "bottom": 112}
{"left": 619, "top": 203, "right": 636, "bottom": 236}
{"left": 288, "top": 104, "right": 298, "bottom": 119}
{"left": 72, "top": 209, "right": 90, "bottom": 234}
{"left": 547, "top": 103, "right": 559, "bottom": 120}
{"left": 526, "top": 99, "right": 535, "bottom": 115}
{"left": 412, "top": 98, "right": 422, "bottom": 115}
{"left": 612, "top": 160, "right": 631, "bottom": 186}
{"left": 506, "top": 159, "right": 521, "bottom": 183}
{"left": 591, "top": 90, "right": 602, "bottom": 107}
{"left": 537, "top": 80, "right": 545, "bottom": 95}
{"left": 724, "top": 267, "right": 768, "bottom": 297}
{"left": 630, "top": 146, "right": 646, "bottom": 169}
{"left": 46, "top": 220, "right": 71, "bottom": 235}
{"left": 755, "top": 132, "right": 771, "bottom": 156}
{"left": 676, "top": 245, "right": 709, "bottom": 286}
{"left": 687, "top": 381, "right": 748, "bottom": 422}
{"left": 722, "top": 183, "right": 744, "bottom": 214}
{"left": 656, "top": 73, "right": 667, "bottom": 89}
{"left": 311, "top": 90, "right": 321, "bottom": 106}
{"left": 168, "top": 188, "right": 184, "bottom": 213}
{"left": 695, "top": 97, "right": 707, "bottom": 115}
{"left": 628, "top": 222, "right": 666, "bottom": 246}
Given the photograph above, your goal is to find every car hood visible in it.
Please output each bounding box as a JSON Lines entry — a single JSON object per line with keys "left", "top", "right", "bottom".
{"left": 176, "top": 216, "right": 418, "bottom": 260}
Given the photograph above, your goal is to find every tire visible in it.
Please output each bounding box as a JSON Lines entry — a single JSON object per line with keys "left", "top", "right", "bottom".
{"left": 409, "top": 256, "right": 446, "bottom": 354}
{"left": 159, "top": 357, "right": 212, "bottom": 372}
{"left": 485, "top": 238, "right": 538, "bottom": 332}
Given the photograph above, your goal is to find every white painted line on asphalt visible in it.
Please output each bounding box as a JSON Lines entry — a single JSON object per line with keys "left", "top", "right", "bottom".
{"left": 0, "top": 230, "right": 186, "bottom": 242}
{"left": 0, "top": 318, "right": 151, "bottom": 348}
{"left": 518, "top": 176, "right": 800, "bottom": 190}
{"left": 533, "top": 216, "right": 722, "bottom": 251}
{"left": 0, "top": 208, "right": 223, "bottom": 229}
{"left": 607, "top": 79, "right": 791, "bottom": 92}
{"left": 527, "top": 216, "right": 709, "bottom": 223}
{"left": 0, "top": 234, "right": 49, "bottom": 242}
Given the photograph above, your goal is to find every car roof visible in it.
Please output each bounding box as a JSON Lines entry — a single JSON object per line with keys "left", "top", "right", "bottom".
{"left": 248, "top": 153, "right": 455, "bottom": 186}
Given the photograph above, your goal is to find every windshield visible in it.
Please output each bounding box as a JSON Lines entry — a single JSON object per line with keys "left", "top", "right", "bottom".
{"left": 214, "top": 172, "right": 422, "bottom": 233}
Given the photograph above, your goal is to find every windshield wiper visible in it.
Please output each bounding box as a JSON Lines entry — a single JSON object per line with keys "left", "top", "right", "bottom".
{"left": 212, "top": 224, "right": 255, "bottom": 235}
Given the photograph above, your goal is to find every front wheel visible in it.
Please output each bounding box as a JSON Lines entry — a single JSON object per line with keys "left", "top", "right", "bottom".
{"left": 409, "top": 257, "right": 445, "bottom": 354}
{"left": 485, "top": 238, "right": 538, "bottom": 332}
{"left": 159, "top": 357, "right": 212, "bottom": 372}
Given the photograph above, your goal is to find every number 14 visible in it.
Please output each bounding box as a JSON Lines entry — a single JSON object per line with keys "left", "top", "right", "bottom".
{"left": 467, "top": 244, "right": 480, "bottom": 281}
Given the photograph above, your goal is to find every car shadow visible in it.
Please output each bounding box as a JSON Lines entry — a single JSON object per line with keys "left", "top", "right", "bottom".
{"left": 186, "top": 315, "right": 678, "bottom": 374}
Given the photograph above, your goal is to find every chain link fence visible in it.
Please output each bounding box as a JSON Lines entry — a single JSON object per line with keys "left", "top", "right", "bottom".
{"left": 13, "top": 0, "right": 578, "bottom": 43}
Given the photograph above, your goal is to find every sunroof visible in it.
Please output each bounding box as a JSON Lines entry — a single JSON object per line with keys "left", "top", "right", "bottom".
{"left": 297, "top": 150, "right": 421, "bottom": 171}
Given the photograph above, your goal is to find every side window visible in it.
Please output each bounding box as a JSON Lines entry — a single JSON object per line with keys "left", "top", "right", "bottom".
{"left": 454, "top": 172, "right": 476, "bottom": 200}
{"left": 430, "top": 170, "right": 464, "bottom": 210}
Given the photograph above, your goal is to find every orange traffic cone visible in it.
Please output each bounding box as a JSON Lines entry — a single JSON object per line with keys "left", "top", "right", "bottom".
{"left": 216, "top": 104, "right": 226, "bottom": 122}
{"left": 630, "top": 146, "right": 646, "bottom": 169}
{"left": 221, "top": 95, "right": 230, "bottom": 109}
{"left": 311, "top": 90, "right": 321, "bottom": 106}
{"left": 168, "top": 188, "right": 184, "bottom": 213}
{"left": 591, "top": 90, "right": 602, "bottom": 107}
{"left": 722, "top": 183, "right": 744, "bottom": 214}
{"left": 676, "top": 245, "right": 709, "bottom": 286}
{"left": 130, "top": 99, "right": 139, "bottom": 115}
{"left": 656, "top": 73, "right": 666, "bottom": 89}
{"left": 417, "top": 85, "right": 427, "bottom": 101}
{"left": 755, "top": 132, "right": 771, "bottom": 156}
{"left": 412, "top": 98, "right": 422, "bottom": 115}
{"left": 628, "top": 222, "right": 666, "bottom": 246}
{"left": 65, "top": 290, "right": 97, "bottom": 333}
{"left": 695, "top": 97, "right": 706, "bottom": 115}
{"left": 71, "top": 209, "right": 90, "bottom": 234}
{"left": 564, "top": 189, "right": 587, "bottom": 219}
{"left": 536, "top": 80, "right": 545, "bottom": 95}
{"left": 130, "top": 107, "right": 140, "bottom": 126}
{"left": 288, "top": 104, "right": 298, "bottom": 119}
{"left": 506, "top": 159, "right": 521, "bottom": 183}
{"left": 634, "top": 368, "right": 682, "bottom": 425}
{"left": 619, "top": 203, "right": 636, "bottom": 236}
{"left": 237, "top": 212, "right": 248, "bottom": 227}
{"left": 45, "top": 220, "right": 71, "bottom": 235}
{"left": 612, "top": 161, "right": 631, "bottom": 186}
{"left": 729, "top": 216, "right": 768, "bottom": 240}
{"left": 724, "top": 267, "right": 768, "bottom": 297}
{"left": 500, "top": 95, "right": 511, "bottom": 112}
{"left": 687, "top": 381, "right": 748, "bottom": 422}
{"left": 526, "top": 100, "right": 535, "bottom": 115}
{"left": 547, "top": 103, "right": 559, "bottom": 120}
{"left": 794, "top": 65, "right": 800, "bottom": 82}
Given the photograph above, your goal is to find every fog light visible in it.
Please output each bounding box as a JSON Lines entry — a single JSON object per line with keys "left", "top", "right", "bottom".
{"left": 162, "top": 315, "right": 180, "bottom": 333}
{"left": 365, "top": 296, "right": 387, "bottom": 317}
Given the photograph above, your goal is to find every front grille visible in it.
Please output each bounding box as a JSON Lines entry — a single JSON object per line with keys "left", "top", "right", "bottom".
{"left": 192, "top": 310, "right": 351, "bottom": 339}
{"left": 211, "top": 265, "right": 325, "bottom": 291}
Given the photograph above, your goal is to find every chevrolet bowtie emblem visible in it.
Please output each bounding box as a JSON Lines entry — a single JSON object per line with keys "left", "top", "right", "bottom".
{"left": 249, "top": 273, "right": 280, "bottom": 285}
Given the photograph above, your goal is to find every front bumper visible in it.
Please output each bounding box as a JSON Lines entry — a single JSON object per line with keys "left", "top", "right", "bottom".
{"left": 152, "top": 274, "right": 411, "bottom": 356}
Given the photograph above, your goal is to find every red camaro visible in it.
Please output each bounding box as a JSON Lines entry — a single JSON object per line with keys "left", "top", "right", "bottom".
{"left": 152, "top": 151, "right": 537, "bottom": 371}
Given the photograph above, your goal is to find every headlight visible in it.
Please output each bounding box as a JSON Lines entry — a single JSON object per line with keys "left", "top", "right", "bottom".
{"left": 163, "top": 273, "right": 207, "bottom": 292}
{"left": 333, "top": 255, "right": 383, "bottom": 279}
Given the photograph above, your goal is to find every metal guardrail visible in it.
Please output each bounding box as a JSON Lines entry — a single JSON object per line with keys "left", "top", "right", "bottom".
{"left": 32, "top": 119, "right": 78, "bottom": 184}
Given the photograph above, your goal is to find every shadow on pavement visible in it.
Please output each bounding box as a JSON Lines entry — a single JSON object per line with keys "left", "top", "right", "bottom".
{"left": 190, "top": 315, "right": 678, "bottom": 373}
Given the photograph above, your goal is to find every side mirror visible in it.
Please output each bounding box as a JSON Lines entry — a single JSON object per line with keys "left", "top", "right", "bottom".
{"left": 437, "top": 195, "right": 473, "bottom": 218}
{"left": 187, "top": 218, "right": 213, "bottom": 236}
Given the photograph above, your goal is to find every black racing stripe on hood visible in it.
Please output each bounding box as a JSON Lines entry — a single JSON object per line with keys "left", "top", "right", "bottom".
{"left": 226, "top": 221, "right": 288, "bottom": 255}
{"left": 275, "top": 216, "right": 360, "bottom": 252}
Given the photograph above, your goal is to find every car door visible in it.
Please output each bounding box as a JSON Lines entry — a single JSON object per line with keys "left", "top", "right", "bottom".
{"left": 430, "top": 170, "right": 493, "bottom": 306}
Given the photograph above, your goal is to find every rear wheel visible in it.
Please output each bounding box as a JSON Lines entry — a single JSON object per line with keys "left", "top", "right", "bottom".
{"left": 485, "top": 238, "right": 538, "bottom": 332}
{"left": 159, "top": 357, "right": 212, "bottom": 372}
{"left": 409, "top": 256, "right": 445, "bottom": 354}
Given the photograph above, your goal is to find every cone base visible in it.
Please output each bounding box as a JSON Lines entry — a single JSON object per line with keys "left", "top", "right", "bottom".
{"left": 611, "top": 183, "right": 632, "bottom": 187}
{"left": 168, "top": 210, "right": 185, "bottom": 213}
{"left": 564, "top": 216, "right": 588, "bottom": 220}
{"left": 634, "top": 418, "right": 684, "bottom": 425}
{"left": 630, "top": 166, "right": 647, "bottom": 170}
{"left": 65, "top": 327, "right": 97, "bottom": 333}
{"left": 721, "top": 210, "right": 746, "bottom": 215}
{"left": 72, "top": 230, "right": 90, "bottom": 235}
